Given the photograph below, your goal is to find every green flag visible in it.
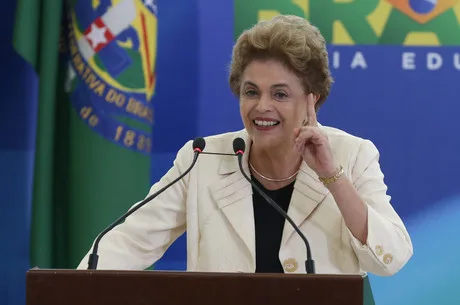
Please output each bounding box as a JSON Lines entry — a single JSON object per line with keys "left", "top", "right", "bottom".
{"left": 13, "top": 0, "right": 158, "bottom": 269}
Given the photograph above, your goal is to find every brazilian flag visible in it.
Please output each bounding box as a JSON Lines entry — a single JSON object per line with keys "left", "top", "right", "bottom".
{"left": 13, "top": 0, "right": 158, "bottom": 269}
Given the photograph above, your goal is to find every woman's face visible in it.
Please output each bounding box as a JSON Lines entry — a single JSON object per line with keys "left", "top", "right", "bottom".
{"left": 239, "top": 59, "right": 312, "bottom": 152}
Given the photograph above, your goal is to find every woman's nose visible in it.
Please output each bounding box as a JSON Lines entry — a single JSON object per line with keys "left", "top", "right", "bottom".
{"left": 255, "top": 94, "right": 273, "bottom": 112}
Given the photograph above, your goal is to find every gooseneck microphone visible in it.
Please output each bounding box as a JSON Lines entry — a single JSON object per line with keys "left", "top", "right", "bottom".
{"left": 87, "top": 137, "right": 206, "bottom": 270}
{"left": 232, "top": 137, "right": 316, "bottom": 274}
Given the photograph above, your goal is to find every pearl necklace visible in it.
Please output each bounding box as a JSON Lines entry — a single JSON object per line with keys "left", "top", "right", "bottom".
{"left": 248, "top": 162, "right": 299, "bottom": 182}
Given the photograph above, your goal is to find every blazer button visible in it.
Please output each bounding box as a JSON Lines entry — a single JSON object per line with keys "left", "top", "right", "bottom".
{"left": 283, "top": 258, "right": 298, "bottom": 272}
{"left": 375, "top": 245, "right": 384, "bottom": 256}
{"left": 383, "top": 253, "right": 393, "bottom": 264}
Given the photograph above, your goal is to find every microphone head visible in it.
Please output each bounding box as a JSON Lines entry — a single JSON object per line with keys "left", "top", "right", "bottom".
{"left": 192, "top": 137, "right": 206, "bottom": 153}
{"left": 232, "top": 137, "right": 245, "bottom": 155}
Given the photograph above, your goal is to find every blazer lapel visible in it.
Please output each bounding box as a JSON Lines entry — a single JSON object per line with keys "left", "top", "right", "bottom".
{"left": 207, "top": 127, "right": 332, "bottom": 264}
{"left": 208, "top": 131, "right": 256, "bottom": 264}
{"left": 280, "top": 162, "right": 330, "bottom": 246}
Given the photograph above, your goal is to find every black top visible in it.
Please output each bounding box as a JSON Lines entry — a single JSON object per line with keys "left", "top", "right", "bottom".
{"left": 251, "top": 176, "right": 295, "bottom": 273}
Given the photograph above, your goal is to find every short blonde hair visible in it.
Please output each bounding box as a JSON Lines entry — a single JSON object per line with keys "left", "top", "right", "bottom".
{"left": 229, "top": 15, "right": 333, "bottom": 109}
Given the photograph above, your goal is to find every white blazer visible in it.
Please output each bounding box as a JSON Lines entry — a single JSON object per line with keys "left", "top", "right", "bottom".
{"left": 78, "top": 127, "right": 413, "bottom": 276}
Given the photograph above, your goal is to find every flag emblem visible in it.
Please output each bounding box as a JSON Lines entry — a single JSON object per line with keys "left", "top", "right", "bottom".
{"left": 66, "top": 0, "right": 158, "bottom": 154}
{"left": 386, "top": 0, "right": 458, "bottom": 24}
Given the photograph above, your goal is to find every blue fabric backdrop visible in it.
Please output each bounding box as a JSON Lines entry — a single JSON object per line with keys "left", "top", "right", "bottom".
{"left": 0, "top": 2, "right": 37, "bottom": 304}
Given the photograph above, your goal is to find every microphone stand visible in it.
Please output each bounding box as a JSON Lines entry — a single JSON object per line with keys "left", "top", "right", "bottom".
{"left": 233, "top": 140, "right": 315, "bottom": 274}
{"left": 87, "top": 147, "right": 203, "bottom": 270}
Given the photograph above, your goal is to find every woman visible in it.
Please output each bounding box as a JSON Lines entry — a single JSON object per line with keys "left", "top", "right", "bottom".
{"left": 78, "top": 15, "right": 413, "bottom": 275}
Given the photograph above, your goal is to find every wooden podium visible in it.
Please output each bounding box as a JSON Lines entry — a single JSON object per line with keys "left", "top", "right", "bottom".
{"left": 26, "top": 269, "right": 375, "bottom": 305}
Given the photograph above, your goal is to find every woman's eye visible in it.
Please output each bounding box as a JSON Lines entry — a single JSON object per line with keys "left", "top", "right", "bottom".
{"left": 244, "top": 90, "right": 257, "bottom": 97}
{"left": 274, "top": 92, "right": 288, "bottom": 99}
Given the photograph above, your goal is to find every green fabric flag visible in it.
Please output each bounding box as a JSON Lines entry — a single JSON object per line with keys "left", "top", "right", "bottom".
{"left": 13, "top": 0, "right": 158, "bottom": 269}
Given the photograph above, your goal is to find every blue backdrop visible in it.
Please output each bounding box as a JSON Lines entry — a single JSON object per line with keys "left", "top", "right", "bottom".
{"left": 2, "top": 1, "right": 459, "bottom": 305}
{"left": 0, "top": 1, "right": 36, "bottom": 304}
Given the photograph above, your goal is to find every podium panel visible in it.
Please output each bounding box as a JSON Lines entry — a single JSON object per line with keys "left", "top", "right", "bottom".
{"left": 26, "top": 269, "right": 374, "bottom": 305}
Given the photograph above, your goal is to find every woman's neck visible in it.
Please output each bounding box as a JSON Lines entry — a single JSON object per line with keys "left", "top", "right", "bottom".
{"left": 248, "top": 143, "right": 302, "bottom": 190}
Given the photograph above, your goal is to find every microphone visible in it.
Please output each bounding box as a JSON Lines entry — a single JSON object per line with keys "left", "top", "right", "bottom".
{"left": 232, "top": 137, "right": 316, "bottom": 274}
{"left": 87, "top": 137, "right": 206, "bottom": 270}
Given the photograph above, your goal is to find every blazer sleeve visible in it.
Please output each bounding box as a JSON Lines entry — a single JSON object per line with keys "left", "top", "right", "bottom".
{"left": 346, "top": 139, "right": 413, "bottom": 276}
{"left": 76, "top": 140, "right": 194, "bottom": 270}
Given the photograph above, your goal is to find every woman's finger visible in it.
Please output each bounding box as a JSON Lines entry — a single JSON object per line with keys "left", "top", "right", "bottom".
{"left": 307, "top": 93, "right": 318, "bottom": 126}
